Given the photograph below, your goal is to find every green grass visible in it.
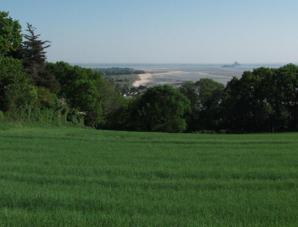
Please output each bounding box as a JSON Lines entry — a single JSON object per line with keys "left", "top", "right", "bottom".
{"left": 0, "top": 126, "right": 298, "bottom": 226}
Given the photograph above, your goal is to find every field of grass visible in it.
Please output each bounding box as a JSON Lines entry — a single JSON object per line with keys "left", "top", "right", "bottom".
{"left": 0, "top": 126, "right": 298, "bottom": 226}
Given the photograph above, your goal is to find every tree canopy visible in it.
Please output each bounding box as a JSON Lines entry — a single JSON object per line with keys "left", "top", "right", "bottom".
{"left": 0, "top": 11, "right": 22, "bottom": 56}
{"left": 130, "top": 85, "right": 190, "bottom": 132}
{"left": 180, "top": 79, "right": 224, "bottom": 131}
{"left": 222, "top": 64, "right": 298, "bottom": 132}
{"left": 0, "top": 57, "right": 36, "bottom": 113}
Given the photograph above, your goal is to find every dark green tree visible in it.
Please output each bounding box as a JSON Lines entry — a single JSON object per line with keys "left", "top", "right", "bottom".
{"left": 222, "top": 65, "right": 298, "bottom": 132}
{"left": 46, "top": 62, "right": 128, "bottom": 127}
{"left": 222, "top": 70, "right": 272, "bottom": 132}
{"left": 180, "top": 79, "right": 224, "bottom": 131}
{"left": 96, "top": 79, "right": 126, "bottom": 125}
{"left": 0, "top": 57, "right": 37, "bottom": 113}
{"left": 130, "top": 85, "right": 190, "bottom": 132}
{"left": 45, "top": 62, "right": 105, "bottom": 127}
{"left": 22, "top": 24, "right": 51, "bottom": 84}
{"left": 268, "top": 64, "right": 298, "bottom": 131}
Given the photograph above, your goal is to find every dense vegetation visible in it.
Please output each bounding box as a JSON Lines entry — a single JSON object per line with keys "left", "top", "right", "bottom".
{"left": 0, "top": 126, "right": 298, "bottom": 226}
{"left": 0, "top": 12, "right": 124, "bottom": 127}
{"left": 0, "top": 11, "right": 297, "bottom": 132}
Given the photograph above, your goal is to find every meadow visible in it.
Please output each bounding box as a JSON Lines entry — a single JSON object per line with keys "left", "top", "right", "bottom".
{"left": 0, "top": 126, "right": 298, "bottom": 226}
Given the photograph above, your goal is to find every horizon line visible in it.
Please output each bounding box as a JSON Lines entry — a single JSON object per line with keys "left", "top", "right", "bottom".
{"left": 65, "top": 62, "right": 296, "bottom": 66}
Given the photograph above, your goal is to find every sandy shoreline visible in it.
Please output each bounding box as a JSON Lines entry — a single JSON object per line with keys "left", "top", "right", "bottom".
{"left": 132, "top": 73, "right": 153, "bottom": 87}
{"left": 132, "top": 68, "right": 238, "bottom": 87}
{"left": 132, "top": 71, "right": 184, "bottom": 87}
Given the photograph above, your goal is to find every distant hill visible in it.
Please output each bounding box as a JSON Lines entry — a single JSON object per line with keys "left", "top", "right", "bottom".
{"left": 95, "top": 67, "right": 145, "bottom": 76}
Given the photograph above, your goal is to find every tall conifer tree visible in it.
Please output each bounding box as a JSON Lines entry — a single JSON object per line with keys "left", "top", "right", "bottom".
{"left": 22, "top": 23, "right": 50, "bottom": 83}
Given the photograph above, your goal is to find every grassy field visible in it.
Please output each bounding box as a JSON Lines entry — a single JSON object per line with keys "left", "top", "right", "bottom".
{"left": 0, "top": 126, "right": 298, "bottom": 226}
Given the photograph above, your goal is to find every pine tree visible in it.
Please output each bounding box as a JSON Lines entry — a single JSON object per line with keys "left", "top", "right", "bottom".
{"left": 22, "top": 23, "right": 50, "bottom": 84}
{"left": 22, "top": 24, "right": 59, "bottom": 92}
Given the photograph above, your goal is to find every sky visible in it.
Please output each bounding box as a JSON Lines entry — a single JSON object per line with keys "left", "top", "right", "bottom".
{"left": 1, "top": 0, "right": 298, "bottom": 64}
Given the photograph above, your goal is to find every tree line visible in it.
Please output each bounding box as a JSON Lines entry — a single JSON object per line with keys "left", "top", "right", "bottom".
{"left": 0, "top": 12, "right": 297, "bottom": 132}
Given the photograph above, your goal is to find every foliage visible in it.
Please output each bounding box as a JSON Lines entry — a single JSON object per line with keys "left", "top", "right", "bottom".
{"left": 22, "top": 23, "right": 52, "bottom": 86}
{"left": 103, "top": 100, "right": 131, "bottom": 130}
{"left": 0, "top": 56, "right": 37, "bottom": 112}
{"left": 0, "top": 11, "right": 22, "bottom": 56}
{"left": 129, "top": 85, "right": 190, "bottom": 132}
{"left": 35, "top": 87, "right": 59, "bottom": 109}
{"left": 222, "top": 64, "right": 298, "bottom": 132}
{"left": 97, "top": 79, "right": 126, "bottom": 124}
{"left": 180, "top": 79, "right": 224, "bottom": 131}
{"left": 45, "top": 62, "right": 103, "bottom": 126}
{"left": 0, "top": 111, "right": 4, "bottom": 120}
{"left": 45, "top": 62, "right": 125, "bottom": 127}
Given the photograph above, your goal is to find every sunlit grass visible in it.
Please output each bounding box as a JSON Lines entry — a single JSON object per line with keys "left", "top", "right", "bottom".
{"left": 0, "top": 126, "right": 297, "bottom": 226}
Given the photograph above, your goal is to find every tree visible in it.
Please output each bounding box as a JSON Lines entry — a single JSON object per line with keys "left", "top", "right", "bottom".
{"left": 22, "top": 23, "right": 50, "bottom": 84}
{"left": 269, "top": 64, "right": 298, "bottom": 131}
{"left": 221, "top": 65, "right": 298, "bottom": 132}
{"left": 222, "top": 70, "right": 271, "bottom": 132}
{"left": 0, "top": 11, "right": 22, "bottom": 56}
{"left": 45, "top": 62, "right": 105, "bottom": 127}
{"left": 0, "top": 57, "right": 37, "bottom": 113}
{"left": 46, "top": 62, "right": 128, "bottom": 128}
{"left": 130, "top": 85, "right": 190, "bottom": 132}
{"left": 180, "top": 79, "right": 224, "bottom": 131}
{"left": 96, "top": 79, "right": 126, "bottom": 125}
{"left": 103, "top": 100, "right": 130, "bottom": 130}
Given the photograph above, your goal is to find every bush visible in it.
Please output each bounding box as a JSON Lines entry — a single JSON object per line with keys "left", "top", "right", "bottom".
{"left": 35, "top": 87, "right": 59, "bottom": 109}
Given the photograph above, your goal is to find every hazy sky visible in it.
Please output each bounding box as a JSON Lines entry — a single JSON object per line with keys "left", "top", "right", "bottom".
{"left": 2, "top": 0, "right": 298, "bottom": 64}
